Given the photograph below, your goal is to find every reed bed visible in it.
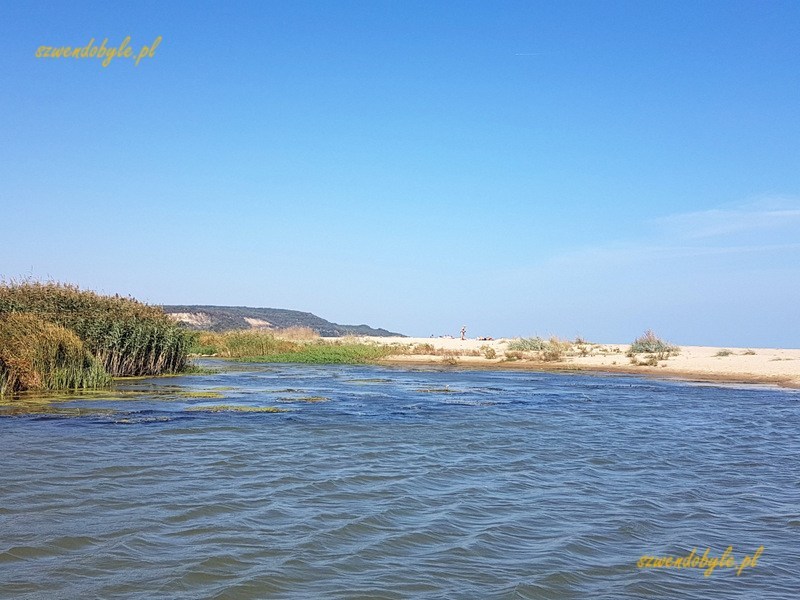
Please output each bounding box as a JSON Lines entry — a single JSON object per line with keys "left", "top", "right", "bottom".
{"left": 191, "top": 330, "right": 298, "bottom": 358}
{"left": 191, "top": 330, "right": 396, "bottom": 364}
{"left": 0, "top": 281, "right": 191, "bottom": 394}
{"left": 0, "top": 313, "right": 110, "bottom": 395}
{"left": 272, "top": 326, "right": 320, "bottom": 341}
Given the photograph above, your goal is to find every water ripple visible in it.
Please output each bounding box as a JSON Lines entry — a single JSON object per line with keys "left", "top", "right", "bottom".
{"left": 1, "top": 363, "right": 798, "bottom": 598}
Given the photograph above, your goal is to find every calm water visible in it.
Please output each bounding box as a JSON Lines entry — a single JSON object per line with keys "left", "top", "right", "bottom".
{"left": 1, "top": 362, "right": 799, "bottom": 599}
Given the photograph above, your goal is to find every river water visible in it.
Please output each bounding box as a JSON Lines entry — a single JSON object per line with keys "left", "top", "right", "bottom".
{"left": 1, "top": 361, "right": 799, "bottom": 599}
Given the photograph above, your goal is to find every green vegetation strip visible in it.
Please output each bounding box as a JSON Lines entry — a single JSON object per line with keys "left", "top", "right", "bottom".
{"left": 244, "top": 344, "right": 395, "bottom": 364}
{"left": 192, "top": 331, "right": 397, "bottom": 364}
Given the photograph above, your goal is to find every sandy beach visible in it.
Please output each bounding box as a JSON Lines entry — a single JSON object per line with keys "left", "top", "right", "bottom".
{"left": 344, "top": 337, "right": 800, "bottom": 389}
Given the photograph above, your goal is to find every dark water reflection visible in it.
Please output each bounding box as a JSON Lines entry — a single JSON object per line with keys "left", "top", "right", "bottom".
{"left": 1, "top": 361, "right": 799, "bottom": 599}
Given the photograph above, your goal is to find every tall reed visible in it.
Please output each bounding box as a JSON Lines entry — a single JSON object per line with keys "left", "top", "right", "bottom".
{"left": 0, "top": 281, "right": 191, "bottom": 378}
{"left": 0, "top": 313, "right": 110, "bottom": 395}
{"left": 191, "top": 330, "right": 298, "bottom": 358}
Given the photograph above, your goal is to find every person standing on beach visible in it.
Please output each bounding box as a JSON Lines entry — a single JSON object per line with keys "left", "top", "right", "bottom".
{"left": 460, "top": 326, "right": 466, "bottom": 341}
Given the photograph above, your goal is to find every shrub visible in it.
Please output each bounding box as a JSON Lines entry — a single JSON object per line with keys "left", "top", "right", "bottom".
{"left": 411, "top": 343, "right": 436, "bottom": 355}
{"left": 440, "top": 351, "right": 460, "bottom": 366}
{"left": 540, "top": 336, "right": 571, "bottom": 362}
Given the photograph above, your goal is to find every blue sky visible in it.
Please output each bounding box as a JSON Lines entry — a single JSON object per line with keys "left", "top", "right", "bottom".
{"left": 2, "top": 1, "right": 798, "bottom": 346}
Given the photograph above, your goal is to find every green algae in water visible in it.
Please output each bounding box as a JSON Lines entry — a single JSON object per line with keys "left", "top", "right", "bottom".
{"left": 184, "top": 405, "right": 289, "bottom": 413}
{"left": 114, "top": 416, "right": 173, "bottom": 424}
{"left": 277, "top": 396, "right": 328, "bottom": 403}
{"left": 178, "top": 391, "right": 226, "bottom": 399}
{"left": 1, "top": 404, "right": 120, "bottom": 418}
{"left": 0, "top": 387, "right": 170, "bottom": 417}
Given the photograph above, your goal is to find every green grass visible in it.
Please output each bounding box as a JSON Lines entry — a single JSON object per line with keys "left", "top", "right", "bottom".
{"left": 240, "top": 342, "right": 396, "bottom": 364}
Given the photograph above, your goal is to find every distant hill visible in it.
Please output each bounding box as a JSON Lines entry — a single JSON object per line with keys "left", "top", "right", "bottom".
{"left": 162, "top": 305, "right": 404, "bottom": 337}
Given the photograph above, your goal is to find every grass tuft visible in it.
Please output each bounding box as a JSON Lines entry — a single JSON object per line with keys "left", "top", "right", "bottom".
{"left": 507, "top": 337, "right": 549, "bottom": 352}
{"left": 629, "top": 330, "right": 678, "bottom": 356}
{"left": 507, "top": 336, "right": 572, "bottom": 361}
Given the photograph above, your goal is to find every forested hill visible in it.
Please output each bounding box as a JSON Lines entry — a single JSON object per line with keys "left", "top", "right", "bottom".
{"left": 162, "top": 305, "right": 403, "bottom": 337}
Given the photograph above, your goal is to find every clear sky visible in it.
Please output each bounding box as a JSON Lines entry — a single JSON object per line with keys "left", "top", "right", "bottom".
{"left": 2, "top": 1, "right": 798, "bottom": 346}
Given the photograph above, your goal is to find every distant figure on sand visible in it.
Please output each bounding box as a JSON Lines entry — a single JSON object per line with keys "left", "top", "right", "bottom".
{"left": 460, "top": 326, "right": 466, "bottom": 341}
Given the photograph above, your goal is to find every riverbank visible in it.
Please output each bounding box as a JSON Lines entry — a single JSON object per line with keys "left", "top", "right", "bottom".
{"left": 342, "top": 337, "right": 800, "bottom": 389}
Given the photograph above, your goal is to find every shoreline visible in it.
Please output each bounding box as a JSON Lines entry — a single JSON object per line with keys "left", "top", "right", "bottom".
{"left": 341, "top": 337, "right": 800, "bottom": 390}
{"left": 378, "top": 356, "right": 800, "bottom": 390}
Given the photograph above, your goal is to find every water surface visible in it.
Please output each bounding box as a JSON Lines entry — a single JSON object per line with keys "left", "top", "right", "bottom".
{"left": 1, "top": 362, "right": 799, "bottom": 599}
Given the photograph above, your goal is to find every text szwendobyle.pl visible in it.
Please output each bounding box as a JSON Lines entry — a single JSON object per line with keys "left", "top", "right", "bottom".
{"left": 638, "top": 546, "right": 764, "bottom": 577}
{"left": 35, "top": 37, "right": 162, "bottom": 67}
